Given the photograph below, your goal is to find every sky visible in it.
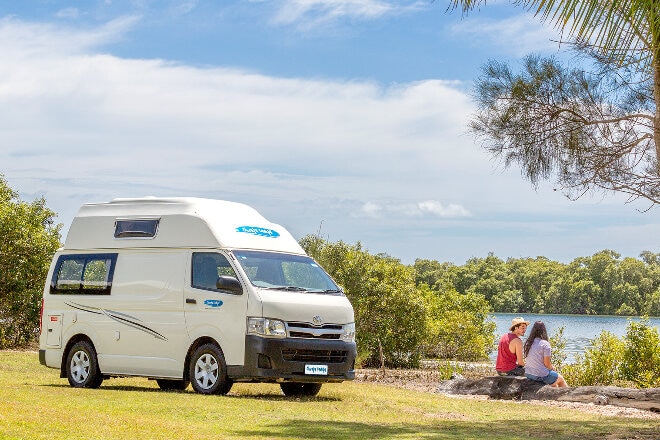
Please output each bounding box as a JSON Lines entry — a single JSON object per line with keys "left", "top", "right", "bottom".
{"left": 1, "top": 0, "right": 658, "bottom": 265}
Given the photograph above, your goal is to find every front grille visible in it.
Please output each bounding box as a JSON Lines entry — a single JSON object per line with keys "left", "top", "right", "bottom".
{"left": 289, "top": 322, "right": 342, "bottom": 330}
{"left": 286, "top": 321, "right": 343, "bottom": 340}
{"left": 281, "top": 349, "right": 348, "bottom": 363}
{"left": 289, "top": 331, "right": 340, "bottom": 339}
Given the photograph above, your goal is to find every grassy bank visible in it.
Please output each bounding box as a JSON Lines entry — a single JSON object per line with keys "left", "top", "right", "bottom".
{"left": 1, "top": 351, "right": 658, "bottom": 440}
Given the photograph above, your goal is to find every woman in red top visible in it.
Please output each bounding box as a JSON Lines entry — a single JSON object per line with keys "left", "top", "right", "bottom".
{"left": 495, "top": 317, "right": 529, "bottom": 376}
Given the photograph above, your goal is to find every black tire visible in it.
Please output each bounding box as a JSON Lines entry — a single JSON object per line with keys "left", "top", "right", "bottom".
{"left": 156, "top": 379, "right": 190, "bottom": 391}
{"left": 280, "top": 382, "right": 323, "bottom": 397}
{"left": 189, "top": 343, "right": 232, "bottom": 395}
{"left": 66, "top": 340, "right": 103, "bottom": 389}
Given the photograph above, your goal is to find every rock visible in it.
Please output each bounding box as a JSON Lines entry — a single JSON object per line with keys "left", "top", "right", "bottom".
{"left": 437, "top": 376, "right": 660, "bottom": 412}
{"left": 593, "top": 394, "right": 609, "bottom": 405}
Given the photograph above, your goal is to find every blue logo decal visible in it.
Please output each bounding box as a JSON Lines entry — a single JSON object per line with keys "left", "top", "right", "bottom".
{"left": 235, "top": 226, "right": 280, "bottom": 238}
{"left": 204, "top": 299, "right": 224, "bottom": 308}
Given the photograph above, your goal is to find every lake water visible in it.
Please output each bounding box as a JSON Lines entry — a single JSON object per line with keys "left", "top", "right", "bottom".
{"left": 490, "top": 313, "right": 660, "bottom": 364}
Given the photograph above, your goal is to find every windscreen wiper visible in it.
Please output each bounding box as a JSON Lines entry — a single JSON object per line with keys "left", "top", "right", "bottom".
{"left": 266, "top": 286, "right": 308, "bottom": 291}
{"left": 307, "top": 289, "right": 342, "bottom": 294}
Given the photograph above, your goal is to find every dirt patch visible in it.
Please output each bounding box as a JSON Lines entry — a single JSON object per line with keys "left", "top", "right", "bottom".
{"left": 355, "top": 368, "right": 660, "bottom": 420}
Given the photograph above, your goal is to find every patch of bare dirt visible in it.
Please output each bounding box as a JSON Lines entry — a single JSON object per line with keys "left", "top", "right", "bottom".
{"left": 355, "top": 368, "right": 660, "bottom": 420}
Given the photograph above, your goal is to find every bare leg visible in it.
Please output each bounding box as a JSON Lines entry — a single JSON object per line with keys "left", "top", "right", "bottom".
{"left": 554, "top": 374, "right": 568, "bottom": 387}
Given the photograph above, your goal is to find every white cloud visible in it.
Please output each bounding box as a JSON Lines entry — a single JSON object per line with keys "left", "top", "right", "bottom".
{"left": 169, "top": 1, "right": 199, "bottom": 16}
{"left": 0, "top": 16, "right": 140, "bottom": 57}
{"left": 358, "top": 201, "right": 471, "bottom": 218}
{"left": 1, "top": 16, "right": 653, "bottom": 265}
{"left": 0, "top": 17, "right": 482, "bottom": 237}
{"left": 360, "top": 202, "right": 383, "bottom": 217}
{"left": 268, "top": 0, "right": 425, "bottom": 30}
{"left": 418, "top": 200, "right": 471, "bottom": 217}
{"left": 449, "top": 13, "right": 563, "bottom": 56}
{"left": 55, "top": 8, "right": 81, "bottom": 19}
{"left": 272, "top": 0, "right": 392, "bottom": 24}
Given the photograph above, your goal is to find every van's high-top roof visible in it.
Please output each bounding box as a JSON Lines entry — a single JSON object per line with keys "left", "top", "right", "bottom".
{"left": 63, "top": 197, "right": 306, "bottom": 254}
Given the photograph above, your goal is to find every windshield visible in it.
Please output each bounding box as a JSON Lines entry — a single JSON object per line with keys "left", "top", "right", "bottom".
{"left": 232, "top": 250, "right": 341, "bottom": 293}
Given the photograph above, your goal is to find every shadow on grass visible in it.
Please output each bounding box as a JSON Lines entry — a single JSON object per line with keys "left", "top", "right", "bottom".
{"left": 230, "top": 418, "right": 660, "bottom": 440}
{"left": 43, "top": 383, "right": 164, "bottom": 393}
{"left": 42, "top": 383, "right": 341, "bottom": 401}
{"left": 226, "top": 392, "right": 341, "bottom": 402}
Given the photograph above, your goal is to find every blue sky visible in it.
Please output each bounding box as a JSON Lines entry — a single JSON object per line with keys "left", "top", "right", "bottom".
{"left": 1, "top": 0, "right": 657, "bottom": 264}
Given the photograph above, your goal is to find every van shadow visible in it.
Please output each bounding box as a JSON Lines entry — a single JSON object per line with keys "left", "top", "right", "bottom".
{"left": 42, "top": 383, "right": 340, "bottom": 401}
{"left": 226, "top": 393, "right": 340, "bottom": 402}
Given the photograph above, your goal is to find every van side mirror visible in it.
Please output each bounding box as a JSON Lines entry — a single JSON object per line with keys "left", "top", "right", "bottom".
{"left": 216, "top": 276, "right": 243, "bottom": 295}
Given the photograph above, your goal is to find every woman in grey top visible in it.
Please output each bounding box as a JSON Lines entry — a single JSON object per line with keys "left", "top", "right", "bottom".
{"left": 523, "top": 321, "right": 569, "bottom": 387}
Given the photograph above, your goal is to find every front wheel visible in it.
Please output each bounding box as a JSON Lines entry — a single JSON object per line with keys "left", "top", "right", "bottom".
{"left": 66, "top": 340, "right": 103, "bottom": 388}
{"left": 280, "top": 382, "right": 322, "bottom": 397}
{"left": 189, "top": 343, "right": 232, "bottom": 395}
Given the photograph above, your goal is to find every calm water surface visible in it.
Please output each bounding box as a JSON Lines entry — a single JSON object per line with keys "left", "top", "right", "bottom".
{"left": 490, "top": 313, "right": 660, "bottom": 363}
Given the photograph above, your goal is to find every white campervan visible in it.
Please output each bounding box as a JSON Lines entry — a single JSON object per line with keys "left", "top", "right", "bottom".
{"left": 39, "top": 197, "right": 356, "bottom": 396}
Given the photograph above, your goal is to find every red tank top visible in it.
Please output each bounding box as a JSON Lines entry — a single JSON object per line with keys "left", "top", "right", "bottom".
{"left": 495, "top": 332, "right": 519, "bottom": 372}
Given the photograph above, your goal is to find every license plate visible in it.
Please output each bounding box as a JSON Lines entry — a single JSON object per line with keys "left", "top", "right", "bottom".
{"left": 305, "top": 364, "right": 328, "bottom": 375}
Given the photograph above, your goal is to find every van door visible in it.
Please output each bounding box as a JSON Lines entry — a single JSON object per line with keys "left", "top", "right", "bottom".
{"left": 184, "top": 252, "right": 248, "bottom": 367}
{"left": 96, "top": 251, "right": 190, "bottom": 378}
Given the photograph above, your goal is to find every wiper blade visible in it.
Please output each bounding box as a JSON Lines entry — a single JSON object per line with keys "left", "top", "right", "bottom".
{"left": 307, "top": 289, "right": 342, "bottom": 294}
{"left": 264, "top": 286, "right": 308, "bottom": 291}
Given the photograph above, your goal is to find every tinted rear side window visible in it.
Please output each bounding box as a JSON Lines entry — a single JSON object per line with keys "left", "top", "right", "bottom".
{"left": 50, "top": 253, "right": 118, "bottom": 295}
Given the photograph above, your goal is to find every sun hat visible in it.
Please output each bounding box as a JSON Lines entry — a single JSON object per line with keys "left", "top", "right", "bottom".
{"left": 509, "top": 317, "right": 530, "bottom": 331}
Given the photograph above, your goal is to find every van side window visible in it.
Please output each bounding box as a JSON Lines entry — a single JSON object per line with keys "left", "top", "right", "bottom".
{"left": 192, "top": 253, "right": 238, "bottom": 292}
{"left": 114, "top": 219, "right": 159, "bottom": 238}
{"left": 50, "top": 254, "right": 118, "bottom": 295}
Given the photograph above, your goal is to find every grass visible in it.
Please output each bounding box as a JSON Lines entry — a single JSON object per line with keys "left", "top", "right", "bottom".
{"left": 0, "top": 351, "right": 658, "bottom": 439}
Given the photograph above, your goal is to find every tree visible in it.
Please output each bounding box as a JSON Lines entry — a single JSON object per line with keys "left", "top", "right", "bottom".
{"left": 449, "top": 0, "right": 660, "bottom": 204}
{"left": 420, "top": 283, "right": 496, "bottom": 361}
{"left": 303, "top": 236, "right": 499, "bottom": 365}
{"left": 300, "top": 235, "right": 427, "bottom": 368}
{"left": 0, "top": 175, "right": 61, "bottom": 348}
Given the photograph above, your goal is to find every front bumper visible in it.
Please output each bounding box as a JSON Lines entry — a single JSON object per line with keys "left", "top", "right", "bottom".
{"left": 230, "top": 335, "right": 356, "bottom": 383}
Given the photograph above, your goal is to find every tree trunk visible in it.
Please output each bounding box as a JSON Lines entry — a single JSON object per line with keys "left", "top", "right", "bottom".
{"left": 437, "top": 376, "right": 660, "bottom": 412}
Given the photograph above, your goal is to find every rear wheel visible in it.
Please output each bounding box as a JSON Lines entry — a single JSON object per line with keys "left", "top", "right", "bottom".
{"left": 189, "top": 343, "right": 232, "bottom": 395}
{"left": 66, "top": 340, "right": 103, "bottom": 389}
{"left": 156, "top": 379, "right": 190, "bottom": 391}
{"left": 280, "top": 382, "right": 322, "bottom": 397}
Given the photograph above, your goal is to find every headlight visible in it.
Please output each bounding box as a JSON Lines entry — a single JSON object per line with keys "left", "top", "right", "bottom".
{"left": 247, "top": 317, "right": 286, "bottom": 338}
{"left": 341, "top": 322, "right": 356, "bottom": 342}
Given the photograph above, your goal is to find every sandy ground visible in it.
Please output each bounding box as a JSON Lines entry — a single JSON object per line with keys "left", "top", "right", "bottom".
{"left": 355, "top": 368, "right": 660, "bottom": 420}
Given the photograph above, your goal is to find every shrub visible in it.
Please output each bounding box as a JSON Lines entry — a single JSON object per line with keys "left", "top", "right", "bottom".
{"left": 420, "top": 283, "right": 495, "bottom": 362}
{"left": 621, "top": 319, "right": 660, "bottom": 388}
{"left": 0, "top": 176, "right": 61, "bottom": 348}
{"left": 548, "top": 326, "right": 567, "bottom": 370}
{"left": 561, "top": 320, "right": 660, "bottom": 388}
{"left": 561, "top": 331, "right": 625, "bottom": 386}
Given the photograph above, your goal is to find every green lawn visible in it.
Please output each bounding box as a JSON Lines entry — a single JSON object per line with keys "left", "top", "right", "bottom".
{"left": 1, "top": 351, "right": 657, "bottom": 439}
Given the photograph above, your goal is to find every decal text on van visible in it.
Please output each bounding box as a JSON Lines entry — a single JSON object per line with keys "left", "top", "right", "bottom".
{"left": 203, "top": 299, "right": 224, "bottom": 308}
{"left": 235, "top": 226, "right": 280, "bottom": 238}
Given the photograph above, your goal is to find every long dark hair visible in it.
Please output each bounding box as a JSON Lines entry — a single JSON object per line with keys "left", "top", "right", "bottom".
{"left": 524, "top": 321, "right": 549, "bottom": 357}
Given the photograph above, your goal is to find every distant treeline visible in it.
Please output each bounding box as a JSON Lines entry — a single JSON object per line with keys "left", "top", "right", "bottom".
{"left": 414, "top": 250, "right": 660, "bottom": 317}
